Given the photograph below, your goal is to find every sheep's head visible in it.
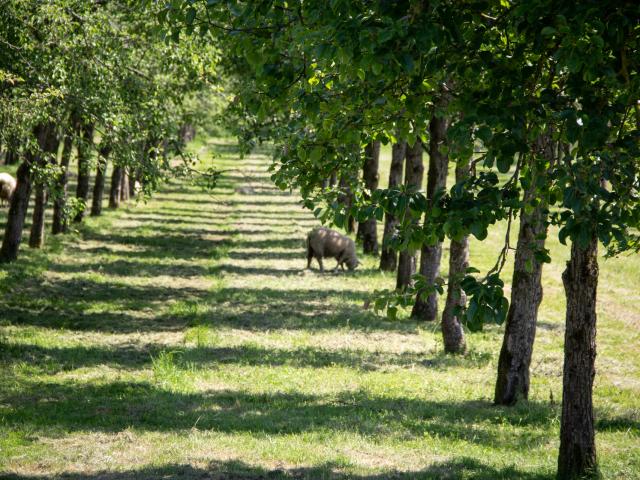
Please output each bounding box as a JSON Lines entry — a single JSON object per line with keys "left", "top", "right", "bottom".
{"left": 346, "top": 257, "right": 360, "bottom": 271}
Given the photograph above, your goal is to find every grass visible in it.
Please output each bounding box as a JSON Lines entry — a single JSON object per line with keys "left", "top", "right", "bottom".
{"left": 0, "top": 138, "right": 638, "bottom": 479}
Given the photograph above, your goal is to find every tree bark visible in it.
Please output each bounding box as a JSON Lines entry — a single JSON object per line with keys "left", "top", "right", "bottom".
{"left": 4, "top": 146, "right": 19, "bottom": 165}
{"left": 28, "top": 185, "right": 48, "bottom": 248}
{"left": 109, "top": 165, "right": 123, "bottom": 209}
{"left": 161, "top": 138, "right": 169, "bottom": 163}
{"left": 28, "top": 125, "right": 58, "bottom": 249}
{"left": 380, "top": 142, "right": 407, "bottom": 271}
{"left": 120, "top": 170, "right": 130, "bottom": 202}
{"left": 128, "top": 169, "right": 138, "bottom": 198}
{"left": 396, "top": 139, "right": 424, "bottom": 290}
{"left": 1, "top": 161, "right": 32, "bottom": 262}
{"left": 1, "top": 124, "right": 53, "bottom": 262}
{"left": 4, "top": 134, "right": 20, "bottom": 165}
{"left": 494, "top": 205, "right": 547, "bottom": 404}
{"left": 494, "top": 135, "right": 555, "bottom": 405}
{"left": 179, "top": 123, "right": 196, "bottom": 143}
{"left": 557, "top": 236, "right": 599, "bottom": 479}
{"left": 440, "top": 162, "right": 470, "bottom": 354}
{"left": 73, "top": 121, "right": 94, "bottom": 223}
{"left": 412, "top": 114, "right": 449, "bottom": 320}
{"left": 322, "top": 171, "right": 338, "bottom": 189}
{"left": 329, "top": 172, "right": 337, "bottom": 187}
{"left": 338, "top": 175, "right": 356, "bottom": 234}
{"left": 52, "top": 131, "right": 74, "bottom": 235}
{"left": 357, "top": 141, "right": 380, "bottom": 255}
{"left": 90, "top": 145, "right": 110, "bottom": 216}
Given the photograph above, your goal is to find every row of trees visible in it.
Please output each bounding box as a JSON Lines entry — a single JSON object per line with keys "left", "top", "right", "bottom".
{"left": 0, "top": 0, "right": 219, "bottom": 262}
{"left": 163, "top": 1, "right": 639, "bottom": 478}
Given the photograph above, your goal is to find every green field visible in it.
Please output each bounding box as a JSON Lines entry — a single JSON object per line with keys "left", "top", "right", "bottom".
{"left": 0, "top": 139, "right": 638, "bottom": 479}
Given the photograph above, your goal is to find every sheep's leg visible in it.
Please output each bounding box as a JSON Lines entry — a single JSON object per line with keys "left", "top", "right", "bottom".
{"left": 335, "top": 250, "right": 346, "bottom": 272}
{"left": 307, "top": 245, "right": 314, "bottom": 269}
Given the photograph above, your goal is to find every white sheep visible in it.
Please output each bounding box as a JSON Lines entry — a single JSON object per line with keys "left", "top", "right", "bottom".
{"left": 0, "top": 173, "right": 17, "bottom": 207}
{"left": 306, "top": 227, "right": 360, "bottom": 272}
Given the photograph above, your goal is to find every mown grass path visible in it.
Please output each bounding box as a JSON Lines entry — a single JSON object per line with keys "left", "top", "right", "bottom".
{"left": 1, "top": 140, "right": 638, "bottom": 479}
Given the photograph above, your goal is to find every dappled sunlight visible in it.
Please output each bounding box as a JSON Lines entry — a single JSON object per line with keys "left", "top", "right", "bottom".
{"left": 2, "top": 141, "right": 638, "bottom": 479}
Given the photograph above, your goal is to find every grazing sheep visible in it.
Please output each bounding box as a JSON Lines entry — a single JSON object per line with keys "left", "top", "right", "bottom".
{"left": 0, "top": 173, "right": 16, "bottom": 207}
{"left": 306, "top": 227, "right": 360, "bottom": 272}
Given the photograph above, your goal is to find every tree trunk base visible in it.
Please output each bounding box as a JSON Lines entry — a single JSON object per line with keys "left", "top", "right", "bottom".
{"left": 557, "top": 237, "right": 599, "bottom": 479}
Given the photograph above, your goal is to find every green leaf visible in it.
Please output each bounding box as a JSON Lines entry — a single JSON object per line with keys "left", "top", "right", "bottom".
{"left": 309, "top": 146, "right": 323, "bottom": 163}
{"left": 496, "top": 155, "right": 511, "bottom": 173}
{"left": 540, "top": 26, "right": 557, "bottom": 37}
{"left": 185, "top": 7, "right": 197, "bottom": 25}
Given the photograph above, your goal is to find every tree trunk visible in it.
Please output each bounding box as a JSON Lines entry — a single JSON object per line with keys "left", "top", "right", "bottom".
{"left": 90, "top": 145, "right": 110, "bottom": 216}
{"left": 161, "top": 138, "right": 169, "bottom": 163}
{"left": 440, "top": 162, "right": 470, "bottom": 354}
{"left": 180, "top": 123, "right": 196, "bottom": 143}
{"left": 329, "top": 172, "right": 337, "bottom": 186}
{"left": 338, "top": 175, "right": 356, "bottom": 234}
{"left": 494, "top": 135, "right": 555, "bottom": 405}
{"left": 412, "top": 114, "right": 449, "bottom": 320}
{"left": 494, "top": 206, "right": 547, "bottom": 404}
{"left": 4, "top": 146, "right": 18, "bottom": 165}
{"left": 380, "top": 142, "right": 407, "bottom": 271}
{"left": 357, "top": 141, "right": 380, "bottom": 255}
{"left": 73, "top": 121, "right": 94, "bottom": 223}
{"left": 28, "top": 124, "right": 58, "bottom": 249}
{"left": 120, "top": 170, "right": 130, "bottom": 202}
{"left": 1, "top": 161, "right": 32, "bottom": 262}
{"left": 396, "top": 139, "right": 424, "bottom": 290}
{"left": 28, "top": 186, "right": 48, "bottom": 248}
{"left": 557, "top": 236, "right": 599, "bottom": 479}
{"left": 109, "top": 165, "right": 123, "bottom": 209}
{"left": 1, "top": 124, "right": 54, "bottom": 262}
{"left": 129, "top": 169, "right": 137, "bottom": 198}
{"left": 4, "top": 135, "right": 20, "bottom": 165}
{"left": 52, "top": 132, "right": 74, "bottom": 235}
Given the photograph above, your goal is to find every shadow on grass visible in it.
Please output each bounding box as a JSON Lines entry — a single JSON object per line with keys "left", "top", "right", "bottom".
{"left": 48, "top": 259, "right": 210, "bottom": 278}
{"left": 228, "top": 209, "right": 314, "bottom": 219}
{"left": 2, "top": 380, "right": 558, "bottom": 449}
{"left": 116, "top": 213, "right": 226, "bottom": 224}
{"left": 227, "top": 250, "right": 303, "bottom": 261}
{"left": 0, "top": 457, "right": 552, "bottom": 479}
{"left": 1, "top": 267, "right": 413, "bottom": 332}
{"left": 0, "top": 341, "right": 493, "bottom": 373}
